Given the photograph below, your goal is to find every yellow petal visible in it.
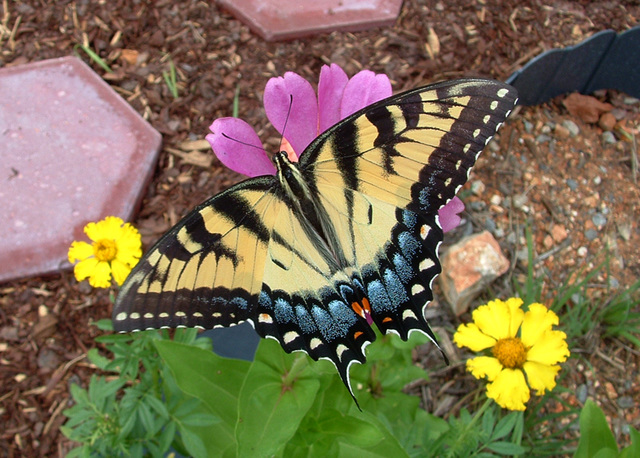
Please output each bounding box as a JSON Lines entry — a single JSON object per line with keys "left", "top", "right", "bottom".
{"left": 466, "top": 356, "right": 503, "bottom": 381}
{"left": 88, "top": 261, "right": 112, "bottom": 288}
{"left": 111, "top": 259, "right": 132, "bottom": 286}
{"left": 85, "top": 216, "right": 125, "bottom": 241}
{"left": 454, "top": 323, "right": 497, "bottom": 351}
{"left": 523, "top": 361, "right": 561, "bottom": 395}
{"left": 473, "top": 298, "right": 523, "bottom": 340}
{"left": 521, "top": 303, "right": 559, "bottom": 347}
{"left": 114, "top": 225, "right": 142, "bottom": 266}
{"left": 486, "top": 368, "right": 530, "bottom": 411}
{"left": 504, "top": 298, "right": 526, "bottom": 337}
{"left": 68, "top": 241, "right": 94, "bottom": 263}
{"left": 527, "top": 329, "right": 570, "bottom": 365}
{"left": 73, "top": 257, "right": 99, "bottom": 282}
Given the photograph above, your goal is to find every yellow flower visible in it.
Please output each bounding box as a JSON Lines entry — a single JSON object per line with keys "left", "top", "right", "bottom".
{"left": 454, "top": 298, "right": 570, "bottom": 411}
{"left": 68, "top": 216, "right": 142, "bottom": 288}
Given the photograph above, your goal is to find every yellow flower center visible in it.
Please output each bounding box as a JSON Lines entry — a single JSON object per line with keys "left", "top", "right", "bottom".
{"left": 93, "top": 239, "right": 117, "bottom": 262}
{"left": 492, "top": 337, "right": 527, "bottom": 369}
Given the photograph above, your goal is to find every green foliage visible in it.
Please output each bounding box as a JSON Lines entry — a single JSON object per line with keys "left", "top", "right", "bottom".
{"left": 61, "top": 321, "right": 218, "bottom": 457}
{"left": 574, "top": 400, "right": 640, "bottom": 458}
{"left": 63, "top": 248, "right": 639, "bottom": 456}
{"left": 599, "top": 278, "right": 640, "bottom": 348}
{"left": 73, "top": 43, "right": 113, "bottom": 73}
{"left": 162, "top": 58, "right": 179, "bottom": 99}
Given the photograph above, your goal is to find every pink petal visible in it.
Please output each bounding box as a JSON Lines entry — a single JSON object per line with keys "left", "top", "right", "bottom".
{"left": 264, "top": 72, "right": 318, "bottom": 157}
{"left": 206, "top": 117, "right": 276, "bottom": 177}
{"left": 438, "top": 197, "right": 465, "bottom": 233}
{"left": 317, "top": 63, "right": 349, "bottom": 132}
{"left": 340, "top": 70, "right": 393, "bottom": 118}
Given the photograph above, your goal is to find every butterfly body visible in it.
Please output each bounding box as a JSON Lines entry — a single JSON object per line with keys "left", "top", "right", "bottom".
{"left": 113, "top": 79, "right": 518, "bottom": 399}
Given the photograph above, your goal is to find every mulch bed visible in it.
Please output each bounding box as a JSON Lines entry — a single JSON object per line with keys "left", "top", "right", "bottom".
{"left": 1, "top": 1, "right": 638, "bottom": 455}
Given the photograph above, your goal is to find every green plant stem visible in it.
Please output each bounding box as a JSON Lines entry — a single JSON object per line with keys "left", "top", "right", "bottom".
{"left": 468, "top": 398, "right": 493, "bottom": 431}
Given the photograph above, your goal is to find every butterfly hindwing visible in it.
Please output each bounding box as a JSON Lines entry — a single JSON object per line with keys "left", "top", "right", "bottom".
{"left": 113, "top": 78, "right": 518, "bottom": 402}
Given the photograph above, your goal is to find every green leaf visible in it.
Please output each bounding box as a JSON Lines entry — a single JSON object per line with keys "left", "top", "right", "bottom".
{"left": 179, "top": 424, "right": 207, "bottom": 458}
{"left": 180, "top": 412, "right": 219, "bottom": 427}
{"left": 144, "top": 393, "right": 170, "bottom": 420}
{"left": 236, "top": 339, "right": 320, "bottom": 457}
{"left": 155, "top": 339, "right": 250, "bottom": 455}
{"left": 492, "top": 411, "right": 519, "bottom": 440}
{"left": 620, "top": 426, "right": 640, "bottom": 458}
{"left": 485, "top": 440, "right": 528, "bottom": 455}
{"left": 154, "top": 339, "right": 249, "bottom": 415}
{"left": 158, "top": 421, "right": 177, "bottom": 453}
{"left": 574, "top": 400, "right": 618, "bottom": 458}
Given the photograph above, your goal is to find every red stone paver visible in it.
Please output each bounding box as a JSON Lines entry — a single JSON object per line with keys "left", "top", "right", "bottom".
{"left": 0, "top": 56, "right": 162, "bottom": 283}
{"left": 219, "top": 0, "right": 403, "bottom": 41}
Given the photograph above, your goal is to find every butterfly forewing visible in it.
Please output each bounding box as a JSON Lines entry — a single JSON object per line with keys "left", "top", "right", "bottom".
{"left": 113, "top": 178, "right": 277, "bottom": 331}
{"left": 113, "top": 78, "right": 517, "bottom": 402}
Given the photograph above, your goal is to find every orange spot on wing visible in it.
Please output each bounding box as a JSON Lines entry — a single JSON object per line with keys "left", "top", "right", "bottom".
{"left": 361, "top": 297, "right": 371, "bottom": 313}
{"left": 382, "top": 317, "right": 393, "bottom": 323}
{"left": 354, "top": 331, "right": 363, "bottom": 340}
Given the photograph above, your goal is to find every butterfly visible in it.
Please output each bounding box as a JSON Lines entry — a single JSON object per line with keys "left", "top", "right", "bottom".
{"left": 113, "top": 78, "right": 518, "bottom": 403}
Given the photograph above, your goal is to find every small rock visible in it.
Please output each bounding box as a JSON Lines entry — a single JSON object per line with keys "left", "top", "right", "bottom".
{"left": 37, "top": 348, "right": 61, "bottom": 371}
{"left": 490, "top": 194, "right": 502, "bottom": 206}
{"left": 440, "top": 231, "right": 510, "bottom": 315}
{"left": 551, "top": 224, "right": 568, "bottom": 243}
{"left": 554, "top": 123, "right": 570, "bottom": 139}
{"left": 543, "top": 234, "right": 554, "bottom": 249}
{"left": 523, "top": 119, "right": 534, "bottom": 133}
{"left": 576, "top": 384, "right": 588, "bottom": 403}
{"left": 593, "top": 176, "right": 601, "bottom": 185}
{"left": 623, "top": 96, "right": 639, "bottom": 105}
{"left": 617, "top": 396, "right": 635, "bottom": 409}
{"left": 562, "top": 119, "right": 581, "bottom": 137}
{"left": 602, "top": 131, "right": 616, "bottom": 146}
{"left": 585, "top": 228, "right": 598, "bottom": 241}
{"left": 592, "top": 213, "right": 607, "bottom": 228}
{"left": 566, "top": 178, "right": 578, "bottom": 191}
{"left": 513, "top": 193, "right": 528, "bottom": 209}
{"left": 536, "top": 134, "right": 552, "bottom": 143}
{"left": 468, "top": 201, "right": 486, "bottom": 211}
{"left": 617, "top": 222, "right": 632, "bottom": 241}
{"left": 577, "top": 246, "right": 588, "bottom": 257}
{"left": 598, "top": 112, "right": 616, "bottom": 131}
{"left": 0, "top": 326, "right": 20, "bottom": 341}
{"left": 610, "top": 108, "right": 627, "bottom": 120}
{"left": 487, "top": 139, "right": 500, "bottom": 152}
{"left": 470, "top": 180, "right": 485, "bottom": 196}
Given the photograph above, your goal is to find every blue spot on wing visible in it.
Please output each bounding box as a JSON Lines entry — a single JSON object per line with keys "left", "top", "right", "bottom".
{"left": 383, "top": 268, "right": 409, "bottom": 303}
{"left": 295, "top": 305, "right": 317, "bottom": 333}
{"left": 398, "top": 231, "right": 420, "bottom": 258}
{"left": 230, "top": 297, "right": 249, "bottom": 310}
{"left": 392, "top": 253, "right": 414, "bottom": 284}
{"left": 274, "top": 297, "right": 295, "bottom": 323}
{"left": 367, "top": 279, "right": 393, "bottom": 312}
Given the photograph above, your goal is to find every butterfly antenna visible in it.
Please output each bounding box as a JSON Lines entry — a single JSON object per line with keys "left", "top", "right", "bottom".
{"left": 278, "top": 94, "right": 294, "bottom": 153}
{"left": 221, "top": 132, "right": 267, "bottom": 152}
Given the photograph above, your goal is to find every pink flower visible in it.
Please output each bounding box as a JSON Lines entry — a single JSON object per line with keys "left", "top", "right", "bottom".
{"left": 438, "top": 196, "right": 465, "bottom": 233}
{"left": 206, "top": 63, "right": 463, "bottom": 232}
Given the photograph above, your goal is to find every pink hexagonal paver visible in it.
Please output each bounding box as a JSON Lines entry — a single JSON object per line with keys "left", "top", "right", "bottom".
{"left": 219, "top": 0, "right": 403, "bottom": 41}
{"left": 0, "top": 56, "right": 162, "bottom": 283}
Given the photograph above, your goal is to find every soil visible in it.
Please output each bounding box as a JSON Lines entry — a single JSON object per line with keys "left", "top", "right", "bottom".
{"left": 1, "top": 1, "right": 639, "bottom": 456}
